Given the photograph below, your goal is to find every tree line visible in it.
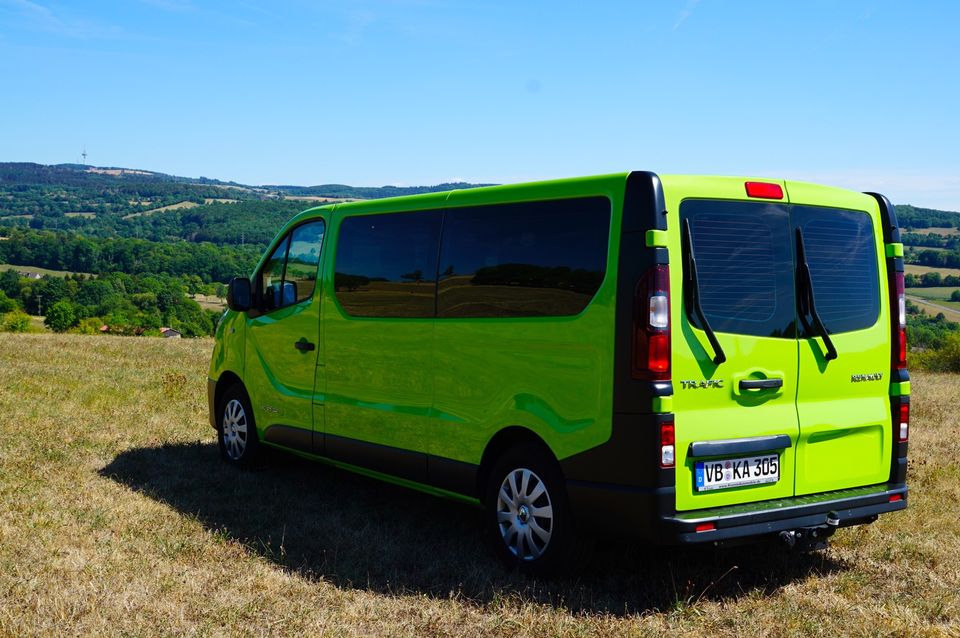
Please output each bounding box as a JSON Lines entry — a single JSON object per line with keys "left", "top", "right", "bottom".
{"left": 0, "top": 229, "right": 260, "bottom": 283}
{"left": 0, "top": 270, "right": 221, "bottom": 337}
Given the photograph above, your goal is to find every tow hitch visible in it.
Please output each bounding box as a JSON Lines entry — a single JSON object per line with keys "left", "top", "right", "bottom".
{"left": 778, "top": 511, "right": 840, "bottom": 551}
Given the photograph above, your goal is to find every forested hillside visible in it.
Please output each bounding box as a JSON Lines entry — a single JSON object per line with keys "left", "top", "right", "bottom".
{"left": 0, "top": 163, "right": 485, "bottom": 245}
{"left": 0, "top": 162, "right": 488, "bottom": 337}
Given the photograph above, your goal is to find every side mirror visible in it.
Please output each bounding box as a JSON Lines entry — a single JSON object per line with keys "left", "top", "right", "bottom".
{"left": 226, "top": 277, "right": 252, "bottom": 312}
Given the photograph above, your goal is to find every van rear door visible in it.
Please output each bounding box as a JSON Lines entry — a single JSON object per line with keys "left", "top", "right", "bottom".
{"left": 787, "top": 182, "right": 893, "bottom": 495}
{"left": 667, "top": 178, "right": 800, "bottom": 512}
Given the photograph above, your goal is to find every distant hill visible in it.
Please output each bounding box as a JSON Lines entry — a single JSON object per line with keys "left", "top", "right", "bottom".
{"left": 0, "top": 162, "right": 489, "bottom": 203}
{"left": 266, "top": 182, "right": 496, "bottom": 200}
{"left": 0, "top": 162, "right": 491, "bottom": 246}
{"left": 895, "top": 204, "right": 960, "bottom": 229}
{"left": 2, "top": 161, "right": 959, "bottom": 245}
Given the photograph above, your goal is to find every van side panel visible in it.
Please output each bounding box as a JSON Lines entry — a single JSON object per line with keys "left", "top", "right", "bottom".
{"left": 432, "top": 177, "right": 625, "bottom": 467}
{"left": 559, "top": 171, "right": 671, "bottom": 489}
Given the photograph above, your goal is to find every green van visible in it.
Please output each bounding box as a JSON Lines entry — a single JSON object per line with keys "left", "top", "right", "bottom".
{"left": 208, "top": 172, "right": 909, "bottom": 572}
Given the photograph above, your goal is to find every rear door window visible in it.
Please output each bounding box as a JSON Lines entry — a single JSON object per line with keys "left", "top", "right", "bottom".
{"left": 792, "top": 206, "right": 880, "bottom": 334}
{"left": 681, "top": 200, "right": 796, "bottom": 338}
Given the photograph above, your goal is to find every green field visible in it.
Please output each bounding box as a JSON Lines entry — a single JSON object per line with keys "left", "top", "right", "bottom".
{"left": 1, "top": 333, "right": 958, "bottom": 636}
{"left": 908, "top": 286, "right": 960, "bottom": 301}
{"left": 907, "top": 287, "right": 960, "bottom": 317}
{"left": 908, "top": 295, "right": 960, "bottom": 321}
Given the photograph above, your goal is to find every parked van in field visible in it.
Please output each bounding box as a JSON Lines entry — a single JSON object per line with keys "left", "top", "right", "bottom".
{"left": 208, "top": 172, "right": 909, "bottom": 572}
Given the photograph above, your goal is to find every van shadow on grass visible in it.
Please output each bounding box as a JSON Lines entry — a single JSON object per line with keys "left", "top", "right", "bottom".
{"left": 100, "top": 442, "right": 847, "bottom": 616}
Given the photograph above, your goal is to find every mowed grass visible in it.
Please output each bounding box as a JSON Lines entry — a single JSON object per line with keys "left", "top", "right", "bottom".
{"left": 0, "top": 263, "right": 88, "bottom": 278}
{"left": 1, "top": 333, "right": 959, "bottom": 637}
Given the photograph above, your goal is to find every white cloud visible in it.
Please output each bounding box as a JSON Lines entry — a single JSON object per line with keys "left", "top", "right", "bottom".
{"left": 1, "top": 0, "right": 124, "bottom": 38}
{"left": 673, "top": 0, "right": 701, "bottom": 31}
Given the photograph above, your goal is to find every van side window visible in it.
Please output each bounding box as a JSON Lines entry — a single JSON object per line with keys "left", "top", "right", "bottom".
{"left": 334, "top": 210, "right": 442, "bottom": 318}
{"left": 793, "top": 206, "right": 880, "bottom": 334}
{"left": 259, "top": 235, "right": 290, "bottom": 312}
{"left": 437, "top": 197, "right": 610, "bottom": 317}
{"left": 285, "top": 221, "right": 326, "bottom": 304}
{"left": 681, "top": 200, "right": 797, "bottom": 338}
{"left": 258, "top": 220, "right": 325, "bottom": 313}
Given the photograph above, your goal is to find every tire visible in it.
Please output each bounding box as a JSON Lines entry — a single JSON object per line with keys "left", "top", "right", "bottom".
{"left": 217, "top": 384, "right": 261, "bottom": 467}
{"left": 485, "top": 442, "right": 575, "bottom": 575}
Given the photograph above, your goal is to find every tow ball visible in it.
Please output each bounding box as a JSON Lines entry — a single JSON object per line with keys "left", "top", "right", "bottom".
{"left": 779, "top": 511, "right": 841, "bottom": 551}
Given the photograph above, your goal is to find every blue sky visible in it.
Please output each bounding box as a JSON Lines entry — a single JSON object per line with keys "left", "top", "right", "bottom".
{"left": 1, "top": 1, "right": 958, "bottom": 209}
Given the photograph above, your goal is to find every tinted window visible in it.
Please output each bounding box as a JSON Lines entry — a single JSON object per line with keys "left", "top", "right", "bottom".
{"left": 285, "top": 221, "right": 326, "bottom": 304}
{"left": 681, "top": 200, "right": 796, "bottom": 338}
{"left": 437, "top": 197, "right": 610, "bottom": 318}
{"left": 334, "top": 210, "right": 442, "bottom": 318}
{"left": 259, "top": 236, "right": 289, "bottom": 312}
{"left": 794, "top": 206, "right": 880, "bottom": 334}
{"left": 257, "top": 220, "right": 326, "bottom": 312}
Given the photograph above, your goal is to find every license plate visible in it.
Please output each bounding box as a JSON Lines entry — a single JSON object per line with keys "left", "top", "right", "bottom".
{"left": 695, "top": 454, "right": 779, "bottom": 491}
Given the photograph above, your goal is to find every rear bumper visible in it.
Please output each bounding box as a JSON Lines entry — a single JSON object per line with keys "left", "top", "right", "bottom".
{"left": 566, "top": 480, "right": 907, "bottom": 544}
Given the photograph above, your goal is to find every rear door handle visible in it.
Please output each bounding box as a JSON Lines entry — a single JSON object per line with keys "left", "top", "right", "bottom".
{"left": 294, "top": 340, "right": 316, "bottom": 352}
{"left": 738, "top": 378, "right": 783, "bottom": 390}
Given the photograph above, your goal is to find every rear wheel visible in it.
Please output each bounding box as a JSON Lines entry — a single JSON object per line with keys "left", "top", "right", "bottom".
{"left": 485, "top": 443, "right": 574, "bottom": 574}
{"left": 217, "top": 384, "right": 261, "bottom": 467}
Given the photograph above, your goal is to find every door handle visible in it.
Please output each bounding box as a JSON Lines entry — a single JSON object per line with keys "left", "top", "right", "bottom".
{"left": 294, "top": 340, "right": 316, "bottom": 352}
{"left": 738, "top": 378, "right": 783, "bottom": 391}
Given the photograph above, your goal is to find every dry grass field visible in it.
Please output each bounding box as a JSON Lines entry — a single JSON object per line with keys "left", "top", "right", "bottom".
{"left": 1, "top": 333, "right": 959, "bottom": 637}
{"left": 906, "top": 264, "right": 960, "bottom": 278}
{"left": 909, "top": 227, "right": 960, "bottom": 237}
{"left": 0, "top": 264, "right": 87, "bottom": 278}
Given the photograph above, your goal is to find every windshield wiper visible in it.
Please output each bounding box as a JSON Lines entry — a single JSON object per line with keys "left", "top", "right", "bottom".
{"left": 795, "top": 228, "right": 838, "bottom": 361}
{"left": 682, "top": 219, "right": 726, "bottom": 365}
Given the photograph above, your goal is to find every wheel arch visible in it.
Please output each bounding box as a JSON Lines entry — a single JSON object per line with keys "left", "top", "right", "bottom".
{"left": 213, "top": 371, "right": 245, "bottom": 429}
{"left": 477, "top": 426, "right": 560, "bottom": 499}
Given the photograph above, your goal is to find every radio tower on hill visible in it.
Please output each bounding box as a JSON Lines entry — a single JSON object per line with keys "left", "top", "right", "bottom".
{"left": 81, "top": 147, "right": 88, "bottom": 165}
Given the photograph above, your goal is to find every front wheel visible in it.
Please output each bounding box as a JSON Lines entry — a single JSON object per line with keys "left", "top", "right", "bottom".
{"left": 485, "top": 443, "right": 575, "bottom": 575}
{"left": 217, "top": 384, "right": 261, "bottom": 467}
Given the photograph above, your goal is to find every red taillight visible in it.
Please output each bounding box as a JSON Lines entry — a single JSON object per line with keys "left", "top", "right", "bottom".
{"left": 898, "top": 402, "right": 909, "bottom": 442}
{"left": 695, "top": 522, "right": 716, "bottom": 533}
{"left": 633, "top": 264, "right": 671, "bottom": 380}
{"left": 745, "top": 181, "right": 784, "bottom": 200}
{"left": 892, "top": 271, "right": 907, "bottom": 369}
{"left": 659, "top": 419, "right": 675, "bottom": 468}
{"left": 889, "top": 494, "right": 903, "bottom": 503}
